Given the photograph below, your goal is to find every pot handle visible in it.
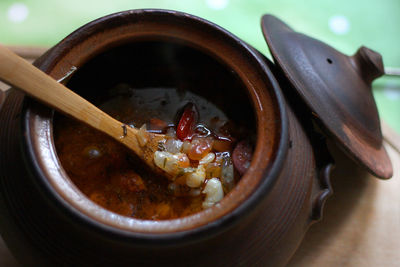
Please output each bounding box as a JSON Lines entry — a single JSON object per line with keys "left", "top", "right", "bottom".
{"left": 310, "top": 162, "right": 334, "bottom": 221}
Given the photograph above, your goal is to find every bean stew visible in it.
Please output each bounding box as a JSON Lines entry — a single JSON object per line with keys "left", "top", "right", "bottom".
{"left": 54, "top": 41, "right": 256, "bottom": 220}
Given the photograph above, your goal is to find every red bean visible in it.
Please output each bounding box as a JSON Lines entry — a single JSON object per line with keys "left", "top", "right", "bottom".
{"left": 232, "top": 140, "right": 253, "bottom": 175}
{"left": 176, "top": 103, "right": 198, "bottom": 141}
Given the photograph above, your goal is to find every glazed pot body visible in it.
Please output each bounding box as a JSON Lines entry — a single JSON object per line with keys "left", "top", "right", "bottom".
{"left": 0, "top": 10, "right": 332, "bottom": 266}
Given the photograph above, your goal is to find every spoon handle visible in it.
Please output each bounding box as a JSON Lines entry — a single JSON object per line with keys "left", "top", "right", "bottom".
{"left": 0, "top": 44, "right": 141, "bottom": 155}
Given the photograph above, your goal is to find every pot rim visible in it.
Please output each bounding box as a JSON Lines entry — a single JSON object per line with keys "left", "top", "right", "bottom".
{"left": 21, "top": 9, "right": 289, "bottom": 243}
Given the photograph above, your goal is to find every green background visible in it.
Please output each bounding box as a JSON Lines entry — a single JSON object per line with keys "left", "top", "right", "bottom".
{"left": 1, "top": 0, "right": 399, "bottom": 132}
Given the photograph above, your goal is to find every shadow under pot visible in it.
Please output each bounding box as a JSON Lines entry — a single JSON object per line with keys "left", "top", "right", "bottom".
{"left": 0, "top": 10, "right": 333, "bottom": 266}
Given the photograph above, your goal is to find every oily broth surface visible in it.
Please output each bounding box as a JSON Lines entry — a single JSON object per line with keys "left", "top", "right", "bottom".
{"left": 54, "top": 87, "right": 242, "bottom": 220}
{"left": 102, "top": 86, "right": 228, "bottom": 127}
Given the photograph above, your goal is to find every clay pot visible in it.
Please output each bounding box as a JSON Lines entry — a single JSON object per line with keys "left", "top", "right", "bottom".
{"left": 0, "top": 10, "right": 333, "bottom": 266}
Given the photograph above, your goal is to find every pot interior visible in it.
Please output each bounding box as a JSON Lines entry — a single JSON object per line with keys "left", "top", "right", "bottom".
{"left": 53, "top": 40, "right": 256, "bottom": 220}
{"left": 65, "top": 40, "right": 255, "bottom": 124}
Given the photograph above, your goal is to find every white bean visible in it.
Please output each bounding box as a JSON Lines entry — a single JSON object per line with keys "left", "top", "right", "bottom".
{"left": 186, "top": 165, "right": 206, "bottom": 188}
{"left": 154, "top": 151, "right": 188, "bottom": 175}
{"left": 165, "top": 139, "right": 183, "bottom": 154}
{"left": 199, "top": 152, "right": 215, "bottom": 165}
{"left": 202, "top": 178, "right": 224, "bottom": 208}
{"left": 221, "top": 161, "right": 234, "bottom": 191}
{"left": 137, "top": 124, "right": 149, "bottom": 146}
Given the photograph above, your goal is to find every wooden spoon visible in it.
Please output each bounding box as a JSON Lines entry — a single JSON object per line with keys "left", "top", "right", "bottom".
{"left": 0, "top": 44, "right": 167, "bottom": 176}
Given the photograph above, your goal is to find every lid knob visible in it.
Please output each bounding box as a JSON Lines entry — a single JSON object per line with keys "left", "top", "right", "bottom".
{"left": 351, "top": 46, "right": 385, "bottom": 85}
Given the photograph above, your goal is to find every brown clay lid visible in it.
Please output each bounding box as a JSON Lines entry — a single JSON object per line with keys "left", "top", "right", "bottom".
{"left": 261, "top": 14, "right": 393, "bottom": 179}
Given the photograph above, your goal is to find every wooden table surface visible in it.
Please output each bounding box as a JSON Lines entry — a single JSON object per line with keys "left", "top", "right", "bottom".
{"left": 1, "top": 47, "right": 399, "bottom": 267}
{"left": 287, "top": 139, "right": 400, "bottom": 267}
